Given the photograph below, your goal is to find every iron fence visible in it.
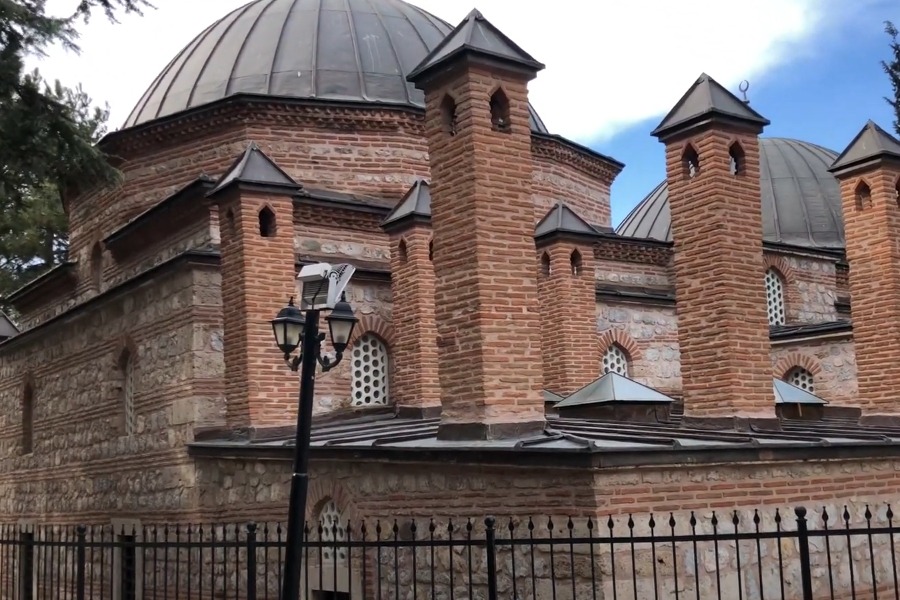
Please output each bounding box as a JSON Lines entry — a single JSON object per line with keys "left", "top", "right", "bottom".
{"left": 1, "top": 505, "right": 899, "bottom": 599}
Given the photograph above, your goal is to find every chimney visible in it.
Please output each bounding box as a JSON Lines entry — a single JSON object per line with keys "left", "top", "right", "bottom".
{"left": 380, "top": 180, "right": 441, "bottom": 417}
{"left": 535, "top": 202, "right": 599, "bottom": 396}
{"left": 208, "top": 143, "right": 300, "bottom": 429}
{"left": 828, "top": 120, "right": 900, "bottom": 418}
{"left": 651, "top": 74, "right": 775, "bottom": 426}
{"left": 407, "top": 9, "right": 546, "bottom": 440}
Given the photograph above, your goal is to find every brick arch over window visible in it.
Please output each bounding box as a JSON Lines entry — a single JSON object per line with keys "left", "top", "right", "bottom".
{"left": 762, "top": 254, "right": 795, "bottom": 284}
{"left": 307, "top": 480, "right": 360, "bottom": 526}
{"left": 598, "top": 329, "right": 641, "bottom": 362}
{"left": 347, "top": 315, "right": 395, "bottom": 349}
{"left": 773, "top": 352, "right": 823, "bottom": 380}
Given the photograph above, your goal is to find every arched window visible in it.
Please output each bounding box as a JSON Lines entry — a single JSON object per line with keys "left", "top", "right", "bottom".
{"left": 765, "top": 268, "right": 786, "bottom": 326}
{"left": 785, "top": 367, "right": 815, "bottom": 393}
{"left": 440, "top": 95, "right": 458, "bottom": 136}
{"left": 682, "top": 144, "right": 700, "bottom": 179}
{"left": 318, "top": 500, "right": 347, "bottom": 561}
{"left": 729, "top": 142, "right": 745, "bottom": 176}
{"left": 895, "top": 176, "right": 900, "bottom": 206}
{"left": 489, "top": 88, "right": 511, "bottom": 133}
{"left": 540, "top": 252, "right": 551, "bottom": 277}
{"left": 120, "top": 349, "right": 136, "bottom": 436}
{"left": 350, "top": 334, "right": 390, "bottom": 407}
{"left": 397, "top": 239, "right": 408, "bottom": 262}
{"left": 855, "top": 181, "right": 872, "bottom": 211}
{"left": 428, "top": 239, "right": 434, "bottom": 262}
{"left": 601, "top": 344, "right": 630, "bottom": 376}
{"left": 258, "top": 206, "right": 276, "bottom": 238}
{"left": 22, "top": 382, "right": 33, "bottom": 455}
{"left": 570, "top": 250, "right": 583, "bottom": 277}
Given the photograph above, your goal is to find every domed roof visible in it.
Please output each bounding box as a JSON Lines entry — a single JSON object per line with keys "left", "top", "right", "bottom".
{"left": 616, "top": 138, "right": 845, "bottom": 249}
{"left": 124, "top": 0, "right": 549, "bottom": 132}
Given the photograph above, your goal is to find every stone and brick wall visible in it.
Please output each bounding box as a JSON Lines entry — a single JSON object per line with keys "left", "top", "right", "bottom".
{"left": 765, "top": 250, "right": 839, "bottom": 324}
{"left": 0, "top": 260, "right": 221, "bottom": 523}
{"left": 771, "top": 337, "right": 857, "bottom": 405}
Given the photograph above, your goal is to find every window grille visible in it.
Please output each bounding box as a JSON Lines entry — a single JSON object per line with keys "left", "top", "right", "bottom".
{"left": 765, "top": 269, "right": 786, "bottom": 326}
{"left": 602, "top": 344, "right": 629, "bottom": 376}
{"left": 786, "top": 367, "right": 815, "bottom": 393}
{"left": 319, "top": 501, "right": 347, "bottom": 561}
{"left": 350, "top": 334, "right": 389, "bottom": 407}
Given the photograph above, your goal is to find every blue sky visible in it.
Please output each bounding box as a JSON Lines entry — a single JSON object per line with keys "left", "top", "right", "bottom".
{"left": 600, "top": 9, "right": 900, "bottom": 226}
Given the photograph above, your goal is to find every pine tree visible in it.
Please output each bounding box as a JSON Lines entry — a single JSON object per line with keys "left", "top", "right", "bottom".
{"left": 883, "top": 21, "right": 900, "bottom": 136}
{"left": 0, "top": 0, "right": 150, "bottom": 309}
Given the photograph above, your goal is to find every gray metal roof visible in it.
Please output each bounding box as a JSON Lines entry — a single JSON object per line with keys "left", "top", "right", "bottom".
{"left": 381, "top": 179, "right": 431, "bottom": 227}
{"left": 829, "top": 120, "right": 900, "bottom": 173}
{"left": 534, "top": 202, "right": 597, "bottom": 238}
{"left": 773, "top": 378, "right": 827, "bottom": 405}
{"left": 554, "top": 372, "right": 675, "bottom": 408}
{"left": 208, "top": 142, "right": 300, "bottom": 196}
{"left": 124, "top": 0, "right": 549, "bottom": 133}
{"left": 616, "top": 138, "right": 846, "bottom": 249}
{"left": 188, "top": 409, "right": 900, "bottom": 464}
{"left": 651, "top": 73, "right": 769, "bottom": 139}
{"left": 0, "top": 311, "right": 18, "bottom": 341}
{"left": 407, "top": 8, "right": 544, "bottom": 83}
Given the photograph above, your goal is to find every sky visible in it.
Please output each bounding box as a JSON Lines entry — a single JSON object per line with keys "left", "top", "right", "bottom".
{"left": 28, "top": 0, "right": 900, "bottom": 226}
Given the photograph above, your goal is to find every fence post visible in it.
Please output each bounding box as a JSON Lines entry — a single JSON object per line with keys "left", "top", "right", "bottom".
{"left": 246, "top": 522, "right": 258, "bottom": 600}
{"left": 485, "top": 517, "right": 498, "bottom": 600}
{"left": 76, "top": 525, "right": 86, "bottom": 600}
{"left": 795, "top": 507, "right": 814, "bottom": 600}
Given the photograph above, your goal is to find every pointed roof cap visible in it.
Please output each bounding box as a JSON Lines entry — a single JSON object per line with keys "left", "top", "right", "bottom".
{"left": 773, "top": 378, "right": 827, "bottom": 405}
{"left": 554, "top": 372, "right": 675, "bottom": 408}
{"left": 407, "top": 8, "right": 544, "bottom": 84}
{"left": 651, "top": 73, "right": 769, "bottom": 140}
{"left": 381, "top": 180, "right": 432, "bottom": 229}
{"left": 208, "top": 143, "right": 301, "bottom": 197}
{"left": 828, "top": 120, "right": 900, "bottom": 175}
{"left": 534, "top": 202, "right": 597, "bottom": 239}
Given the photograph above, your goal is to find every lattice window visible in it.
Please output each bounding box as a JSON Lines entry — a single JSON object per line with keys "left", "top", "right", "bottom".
{"left": 765, "top": 269, "right": 786, "bottom": 326}
{"left": 319, "top": 500, "right": 347, "bottom": 561}
{"left": 602, "top": 344, "right": 629, "bottom": 376}
{"left": 350, "top": 334, "right": 390, "bottom": 407}
{"left": 786, "top": 367, "right": 815, "bottom": 393}
{"left": 122, "top": 351, "right": 136, "bottom": 436}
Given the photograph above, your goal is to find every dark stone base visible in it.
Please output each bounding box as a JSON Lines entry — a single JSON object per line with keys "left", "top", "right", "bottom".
{"left": 436, "top": 420, "right": 546, "bottom": 441}
{"left": 395, "top": 405, "right": 442, "bottom": 419}
{"left": 556, "top": 403, "right": 671, "bottom": 423}
{"left": 680, "top": 416, "right": 782, "bottom": 432}
{"left": 860, "top": 412, "right": 900, "bottom": 427}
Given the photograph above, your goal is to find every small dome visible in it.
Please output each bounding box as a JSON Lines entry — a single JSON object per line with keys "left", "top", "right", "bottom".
{"left": 125, "top": 0, "right": 549, "bottom": 132}
{"left": 617, "top": 138, "right": 845, "bottom": 249}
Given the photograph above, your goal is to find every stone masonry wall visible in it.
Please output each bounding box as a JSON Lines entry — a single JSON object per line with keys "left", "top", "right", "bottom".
{"left": 194, "top": 453, "right": 900, "bottom": 599}
{"left": 766, "top": 250, "right": 839, "bottom": 324}
{"left": 532, "top": 154, "right": 612, "bottom": 228}
{"left": 0, "top": 261, "right": 222, "bottom": 523}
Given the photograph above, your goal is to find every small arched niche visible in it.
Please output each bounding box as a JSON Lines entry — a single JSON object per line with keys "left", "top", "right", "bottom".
{"left": 440, "top": 94, "right": 458, "bottom": 136}
{"left": 682, "top": 144, "right": 700, "bottom": 180}
{"left": 258, "top": 206, "right": 276, "bottom": 237}
{"left": 90, "top": 242, "right": 103, "bottom": 291}
{"left": 894, "top": 176, "right": 900, "bottom": 206}
{"left": 570, "top": 249, "right": 583, "bottom": 276}
{"left": 428, "top": 239, "right": 434, "bottom": 262}
{"left": 540, "top": 252, "right": 551, "bottom": 277}
{"left": 855, "top": 180, "right": 872, "bottom": 211}
{"left": 397, "top": 239, "right": 408, "bottom": 262}
{"left": 728, "top": 142, "right": 745, "bottom": 176}
{"left": 489, "top": 88, "right": 511, "bottom": 133}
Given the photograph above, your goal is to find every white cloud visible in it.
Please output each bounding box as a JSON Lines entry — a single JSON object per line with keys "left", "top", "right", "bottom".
{"left": 29, "top": 0, "right": 842, "bottom": 143}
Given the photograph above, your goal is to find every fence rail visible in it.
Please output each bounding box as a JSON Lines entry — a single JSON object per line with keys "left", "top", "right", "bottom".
{"left": 1, "top": 505, "right": 899, "bottom": 599}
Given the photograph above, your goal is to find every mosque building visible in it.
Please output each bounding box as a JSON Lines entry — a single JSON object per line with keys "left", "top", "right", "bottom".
{"left": 3, "top": 0, "right": 900, "bottom": 596}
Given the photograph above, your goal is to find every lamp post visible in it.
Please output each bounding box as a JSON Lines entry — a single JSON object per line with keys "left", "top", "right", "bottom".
{"left": 272, "top": 294, "right": 358, "bottom": 600}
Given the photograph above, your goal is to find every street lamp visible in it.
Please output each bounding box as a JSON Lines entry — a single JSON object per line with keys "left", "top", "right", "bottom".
{"left": 272, "top": 265, "right": 358, "bottom": 600}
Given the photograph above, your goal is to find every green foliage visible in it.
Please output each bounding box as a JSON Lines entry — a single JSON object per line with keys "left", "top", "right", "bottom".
{"left": 0, "top": 0, "right": 150, "bottom": 311}
{"left": 884, "top": 21, "right": 900, "bottom": 137}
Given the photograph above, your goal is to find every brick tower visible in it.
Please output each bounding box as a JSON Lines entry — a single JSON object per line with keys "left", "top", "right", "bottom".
{"left": 829, "top": 121, "right": 900, "bottom": 417}
{"left": 651, "top": 74, "right": 775, "bottom": 425}
{"left": 380, "top": 180, "right": 441, "bottom": 417}
{"left": 408, "top": 9, "right": 546, "bottom": 440}
{"left": 208, "top": 143, "right": 301, "bottom": 430}
{"left": 535, "top": 202, "right": 599, "bottom": 396}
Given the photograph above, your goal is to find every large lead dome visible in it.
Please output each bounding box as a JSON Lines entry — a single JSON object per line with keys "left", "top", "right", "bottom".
{"left": 124, "top": 0, "right": 548, "bottom": 131}
{"left": 617, "top": 138, "right": 845, "bottom": 249}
